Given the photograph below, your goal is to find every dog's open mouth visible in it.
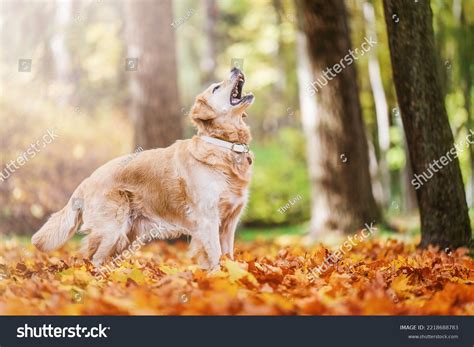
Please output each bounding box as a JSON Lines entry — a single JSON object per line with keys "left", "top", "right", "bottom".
{"left": 230, "top": 73, "right": 244, "bottom": 105}
{"left": 229, "top": 69, "right": 254, "bottom": 106}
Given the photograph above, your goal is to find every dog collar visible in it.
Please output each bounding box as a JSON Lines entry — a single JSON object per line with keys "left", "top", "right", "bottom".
{"left": 200, "top": 136, "right": 249, "bottom": 153}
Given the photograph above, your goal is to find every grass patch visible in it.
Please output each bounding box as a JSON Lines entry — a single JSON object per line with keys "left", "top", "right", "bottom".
{"left": 236, "top": 223, "right": 307, "bottom": 242}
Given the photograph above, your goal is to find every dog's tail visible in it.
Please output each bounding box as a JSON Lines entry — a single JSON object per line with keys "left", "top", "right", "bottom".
{"left": 32, "top": 196, "right": 83, "bottom": 252}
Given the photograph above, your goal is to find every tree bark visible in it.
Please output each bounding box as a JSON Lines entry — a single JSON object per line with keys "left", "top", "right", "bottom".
{"left": 296, "top": 0, "right": 380, "bottom": 236}
{"left": 368, "top": 137, "right": 384, "bottom": 206}
{"left": 125, "top": 0, "right": 182, "bottom": 150}
{"left": 201, "top": 0, "right": 217, "bottom": 86}
{"left": 401, "top": 145, "right": 418, "bottom": 212}
{"left": 363, "top": 1, "right": 391, "bottom": 206}
{"left": 457, "top": 0, "right": 474, "bottom": 207}
{"left": 465, "top": 72, "right": 473, "bottom": 207}
{"left": 383, "top": 0, "right": 471, "bottom": 248}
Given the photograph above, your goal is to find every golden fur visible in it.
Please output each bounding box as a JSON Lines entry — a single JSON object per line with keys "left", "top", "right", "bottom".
{"left": 32, "top": 69, "right": 254, "bottom": 270}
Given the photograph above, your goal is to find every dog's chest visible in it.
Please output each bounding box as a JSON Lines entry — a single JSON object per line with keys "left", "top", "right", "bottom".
{"left": 219, "top": 152, "right": 252, "bottom": 215}
{"left": 218, "top": 179, "right": 249, "bottom": 220}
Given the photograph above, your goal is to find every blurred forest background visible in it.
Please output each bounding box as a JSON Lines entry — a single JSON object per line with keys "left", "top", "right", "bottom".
{"left": 0, "top": 0, "right": 473, "bottom": 245}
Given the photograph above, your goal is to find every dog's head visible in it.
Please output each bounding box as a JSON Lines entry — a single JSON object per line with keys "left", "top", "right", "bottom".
{"left": 190, "top": 68, "right": 254, "bottom": 143}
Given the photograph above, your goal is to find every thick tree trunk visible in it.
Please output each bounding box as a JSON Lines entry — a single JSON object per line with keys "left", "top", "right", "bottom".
{"left": 383, "top": 0, "right": 471, "bottom": 248}
{"left": 296, "top": 0, "right": 380, "bottom": 236}
{"left": 125, "top": 0, "right": 182, "bottom": 150}
{"left": 201, "top": 0, "right": 217, "bottom": 86}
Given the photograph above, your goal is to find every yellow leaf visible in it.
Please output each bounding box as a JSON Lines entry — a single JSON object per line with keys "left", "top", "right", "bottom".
{"left": 223, "top": 259, "right": 258, "bottom": 285}
{"left": 391, "top": 274, "right": 412, "bottom": 294}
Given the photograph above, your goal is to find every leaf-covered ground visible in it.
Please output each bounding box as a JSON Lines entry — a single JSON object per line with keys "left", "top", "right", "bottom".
{"left": 0, "top": 236, "right": 473, "bottom": 315}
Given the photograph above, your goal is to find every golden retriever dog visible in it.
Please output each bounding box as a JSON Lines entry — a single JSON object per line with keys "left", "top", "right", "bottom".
{"left": 32, "top": 68, "right": 254, "bottom": 270}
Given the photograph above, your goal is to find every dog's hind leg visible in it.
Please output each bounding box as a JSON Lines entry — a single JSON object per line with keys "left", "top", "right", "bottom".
{"left": 80, "top": 192, "right": 133, "bottom": 266}
{"left": 91, "top": 218, "right": 131, "bottom": 266}
{"left": 189, "top": 237, "right": 209, "bottom": 269}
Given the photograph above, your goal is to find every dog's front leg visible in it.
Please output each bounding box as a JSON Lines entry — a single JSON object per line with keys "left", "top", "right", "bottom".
{"left": 220, "top": 204, "right": 244, "bottom": 259}
{"left": 196, "top": 217, "right": 222, "bottom": 270}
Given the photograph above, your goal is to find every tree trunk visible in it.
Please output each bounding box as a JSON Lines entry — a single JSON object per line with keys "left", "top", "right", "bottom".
{"left": 201, "top": 0, "right": 217, "bottom": 86}
{"left": 465, "top": 72, "right": 473, "bottom": 207}
{"left": 368, "top": 137, "right": 385, "bottom": 206}
{"left": 296, "top": 0, "right": 380, "bottom": 236}
{"left": 401, "top": 146, "right": 418, "bottom": 212}
{"left": 393, "top": 115, "right": 419, "bottom": 212}
{"left": 383, "top": 0, "right": 471, "bottom": 248}
{"left": 272, "top": 0, "right": 287, "bottom": 100}
{"left": 457, "top": 0, "right": 474, "bottom": 207}
{"left": 125, "top": 0, "right": 182, "bottom": 150}
{"left": 363, "top": 1, "right": 391, "bottom": 206}
{"left": 49, "top": 0, "right": 73, "bottom": 107}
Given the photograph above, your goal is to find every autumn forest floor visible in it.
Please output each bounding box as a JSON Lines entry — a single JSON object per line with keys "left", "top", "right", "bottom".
{"left": 0, "top": 230, "right": 473, "bottom": 315}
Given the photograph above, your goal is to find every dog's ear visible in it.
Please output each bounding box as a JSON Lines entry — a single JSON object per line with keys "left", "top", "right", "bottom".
{"left": 190, "top": 97, "right": 217, "bottom": 122}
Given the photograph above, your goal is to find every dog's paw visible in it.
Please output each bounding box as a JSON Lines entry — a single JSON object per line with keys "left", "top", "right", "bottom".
{"left": 207, "top": 264, "right": 221, "bottom": 274}
{"left": 91, "top": 258, "right": 104, "bottom": 268}
{"left": 195, "top": 254, "right": 222, "bottom": 273}
{"left": 197, "top": 254, "right": 211, "bottom": 270}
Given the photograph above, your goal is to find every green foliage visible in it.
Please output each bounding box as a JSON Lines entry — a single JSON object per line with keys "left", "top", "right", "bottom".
{"left": 387, "top": 126, "right": 406, "bottom": 171}
{"left": 242, "top": 127, "right": 310, "bottom": 226}
{"left": 237, "top": 223, "right": 306, "bottom": 241}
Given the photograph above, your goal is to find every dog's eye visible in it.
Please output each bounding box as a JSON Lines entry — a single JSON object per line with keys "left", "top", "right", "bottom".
{"left": 212, "top": 85, "right": 220, "bottom": 94}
